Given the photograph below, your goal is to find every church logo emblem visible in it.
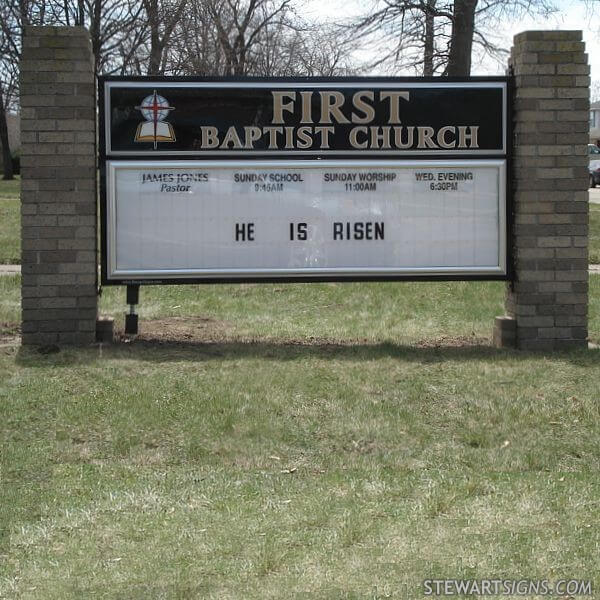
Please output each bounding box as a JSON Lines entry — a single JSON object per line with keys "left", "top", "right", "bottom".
{"left": 134, "top": 90, "right": 176, "bottom": 149}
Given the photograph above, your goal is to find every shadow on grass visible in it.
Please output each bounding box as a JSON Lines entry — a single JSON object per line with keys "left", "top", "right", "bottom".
{"left": 14, "top": 335, "right": 599, "bottom": 368}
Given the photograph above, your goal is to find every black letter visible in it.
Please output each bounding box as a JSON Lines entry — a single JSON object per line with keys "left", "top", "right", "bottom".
{"left": 354, "top": 222, "right": 364, "bottom": 240}
{"left": 236, "top": 223, "right": 255, "bottom": 241}
{"left": 298, "top": 223, "right": 307, "bottom": 240}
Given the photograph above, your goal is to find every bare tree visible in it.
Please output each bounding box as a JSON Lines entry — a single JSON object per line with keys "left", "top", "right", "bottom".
{"left": 278, "top": 27, "right": 359, "bottom": 76}
{"left": 350, "top": 0, "right": 453, "bottom": 75}
{"left": 168, "top": 0, "right": 227, "bottom": 75}
{"left": 166, "top": 0, "right": 355, "bottom": 78}
{"left": 445, "top": 0, "right": 477, "bottom": 75}
{"left": 0, "top": 34, "right": 15, "bottom": 178}
{"left": 0, "top": 0, "right": 47, "bottom": 179}
{"left": 142, "top": 0, "right": 187, "bottom": 75}
{"left": 234, "top": 18, "right": 359, "bottom": 77}
{"left": 350, "top": 0, "right": 558, "bottom": 76}
{"left": 0, "top": 80, "right": 15, "bottom": 180}
{"left": 207, "top": 0, "right": 297, "bottom": 75}
{"left": 43, "top": 0, "right": 146, "bottom": 75}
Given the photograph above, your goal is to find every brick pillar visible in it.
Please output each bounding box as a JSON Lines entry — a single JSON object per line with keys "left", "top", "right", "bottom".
{"left": 504, "top": 30, "right": 589, "bottom": 351}
{"left": 20, "top": 26, "right": 97, "bottom": 346}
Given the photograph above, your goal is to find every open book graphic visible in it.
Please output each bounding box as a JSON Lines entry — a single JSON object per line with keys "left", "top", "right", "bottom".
{"left": 135, "top": 121, "right": 176, "bottom": 143}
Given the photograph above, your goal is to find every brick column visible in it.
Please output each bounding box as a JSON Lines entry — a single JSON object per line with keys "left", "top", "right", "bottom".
{"left": 502, "top": 30, "right": 589, "bottom": 351}
{"left": 20, "top": 26, "right": 97, "bottom": 346}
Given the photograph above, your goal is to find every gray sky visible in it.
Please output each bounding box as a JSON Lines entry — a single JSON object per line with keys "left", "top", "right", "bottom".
{"left": 306, "top": 0, "right": 600, "bottom": 85}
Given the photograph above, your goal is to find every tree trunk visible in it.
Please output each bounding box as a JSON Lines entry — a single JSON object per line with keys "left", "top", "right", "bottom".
{"left": 90, "top": 0, "right": 102, "bottom": 76}
{"left": 445, "top": 0, "right": 477, "bottom": 76}
{"left": 148, "top": 33, "right": 163, "bottom": 74}
{"left": 0, "top": 83, "right": 14, "bottom": 181}
{"left": 145, "top": 0, "right": 162, "bottom": 75}
{"left": 77, "top": 0, "right": 85, "bottom": 26}
{"left": 423, "top": 0, "right": 436, "bottom": 76}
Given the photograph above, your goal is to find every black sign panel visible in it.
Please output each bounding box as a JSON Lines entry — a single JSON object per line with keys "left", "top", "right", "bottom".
{"left": 102, "top": 78, "right": 508, "bottom": 158}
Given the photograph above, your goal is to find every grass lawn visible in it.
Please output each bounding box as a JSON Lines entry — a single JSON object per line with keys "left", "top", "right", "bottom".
{"left": 1, "top": 178, "right": 600, "bottom": 597}
{"left": 0, "top": 176, "right": 20, "bottom": 264}
{"left": 1, "top": 275, "right": 600, "bottom": 598}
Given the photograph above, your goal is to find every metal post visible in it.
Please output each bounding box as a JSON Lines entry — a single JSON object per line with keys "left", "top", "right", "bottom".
{"left": 125, "top": 284, "right": 139, "bottom": 335}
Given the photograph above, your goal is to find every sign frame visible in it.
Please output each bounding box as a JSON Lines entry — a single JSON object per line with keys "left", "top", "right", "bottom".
{"left": 101, "top": 76, "right": 509, "bottom": 158}
{"left": 98, "top": 75, "right": 513, "bottom": 286}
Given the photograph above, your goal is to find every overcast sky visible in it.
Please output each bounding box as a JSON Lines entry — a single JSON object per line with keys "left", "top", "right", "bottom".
{"left": 306, "top": 0, "right": 600, "bottom": 86}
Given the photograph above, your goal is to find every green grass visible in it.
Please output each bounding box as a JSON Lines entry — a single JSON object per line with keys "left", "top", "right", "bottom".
{"left": 1, "top": 175, "right": 600, "bottom": 597}
{"left": 92, "top": 274, "right": 599, "bottom": 346}
{"left": 0, "top": 175, "right": 20, "bottom": 264}
{"left": 2, "top": 276, "right": 600, "bottom": 598}
{"left": 590, "top": 203, "right": 600, "bottom": 264}
{"left": 99, "top": 279, "right": 508, "bottom": 341}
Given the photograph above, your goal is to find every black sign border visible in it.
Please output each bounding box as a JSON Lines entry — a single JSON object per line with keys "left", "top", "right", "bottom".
{"left": 98, "top": 75, "right": 513, "bottom": 286}
{"left": 100, "top": 75, "right": 509, "bottom": 159}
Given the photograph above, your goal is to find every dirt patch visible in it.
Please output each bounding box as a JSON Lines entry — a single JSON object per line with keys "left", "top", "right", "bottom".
{"left": 415, "top": 335, "right": 491, "bottom": 349}
{"left": 117, "top": 318, "right": 492, "bottom": 351}
{"left": 115, "top": 317, "right": 375, "bottom": 352}
{"left": 118, "top": 316, "right": 233, "bottom": 344}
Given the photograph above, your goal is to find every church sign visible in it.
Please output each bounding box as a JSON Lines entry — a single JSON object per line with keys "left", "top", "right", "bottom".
{"left": 99, "top": 77, "right": 510, "bottom": 285}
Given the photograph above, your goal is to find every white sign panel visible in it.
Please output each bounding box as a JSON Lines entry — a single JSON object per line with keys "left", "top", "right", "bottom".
{"left": 105, "top": 160, "right": 506, "bottom": 281}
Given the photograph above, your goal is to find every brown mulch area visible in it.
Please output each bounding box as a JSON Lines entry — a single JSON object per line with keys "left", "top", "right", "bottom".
{"left": 124, "top": 317, "right": 491, "bottom": 350}
{"left": 127, "top": 317, "right": 372, "bottom": 348}
{"left": 117, "top": 316, "right": 233, "bottom": 345}
{"left": 414, "top": 335, "right": 491, "bottom": 349}
{"left": 0, "top": 318, "right": 492, "bottom": 351}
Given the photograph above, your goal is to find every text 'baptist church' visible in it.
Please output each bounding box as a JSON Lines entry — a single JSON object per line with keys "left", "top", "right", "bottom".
{"left": 194, "top": 90, "right": 479, "bottom": 151}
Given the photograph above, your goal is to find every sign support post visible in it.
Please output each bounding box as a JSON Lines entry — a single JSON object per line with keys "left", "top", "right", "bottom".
{"left": 495, "top": 30, "right": 590, "bottom": 350}
{"left": 125, "top": 285, "right": 140, "bottom": 335}
{"left": 20, "top": 26, "right": 98, "bottom": 346}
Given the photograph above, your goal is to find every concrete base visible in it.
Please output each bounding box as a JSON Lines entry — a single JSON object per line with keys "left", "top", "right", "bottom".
{"left": 493, "top": 316, "right": 517, "bottom": 349}
{"left": 96, "top": 317, "right": 114, "bottom": 343}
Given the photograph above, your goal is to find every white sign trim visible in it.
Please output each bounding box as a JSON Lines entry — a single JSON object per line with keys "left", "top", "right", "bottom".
{"left": 105, "top": 159, "right": 507, "bottom": 281}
